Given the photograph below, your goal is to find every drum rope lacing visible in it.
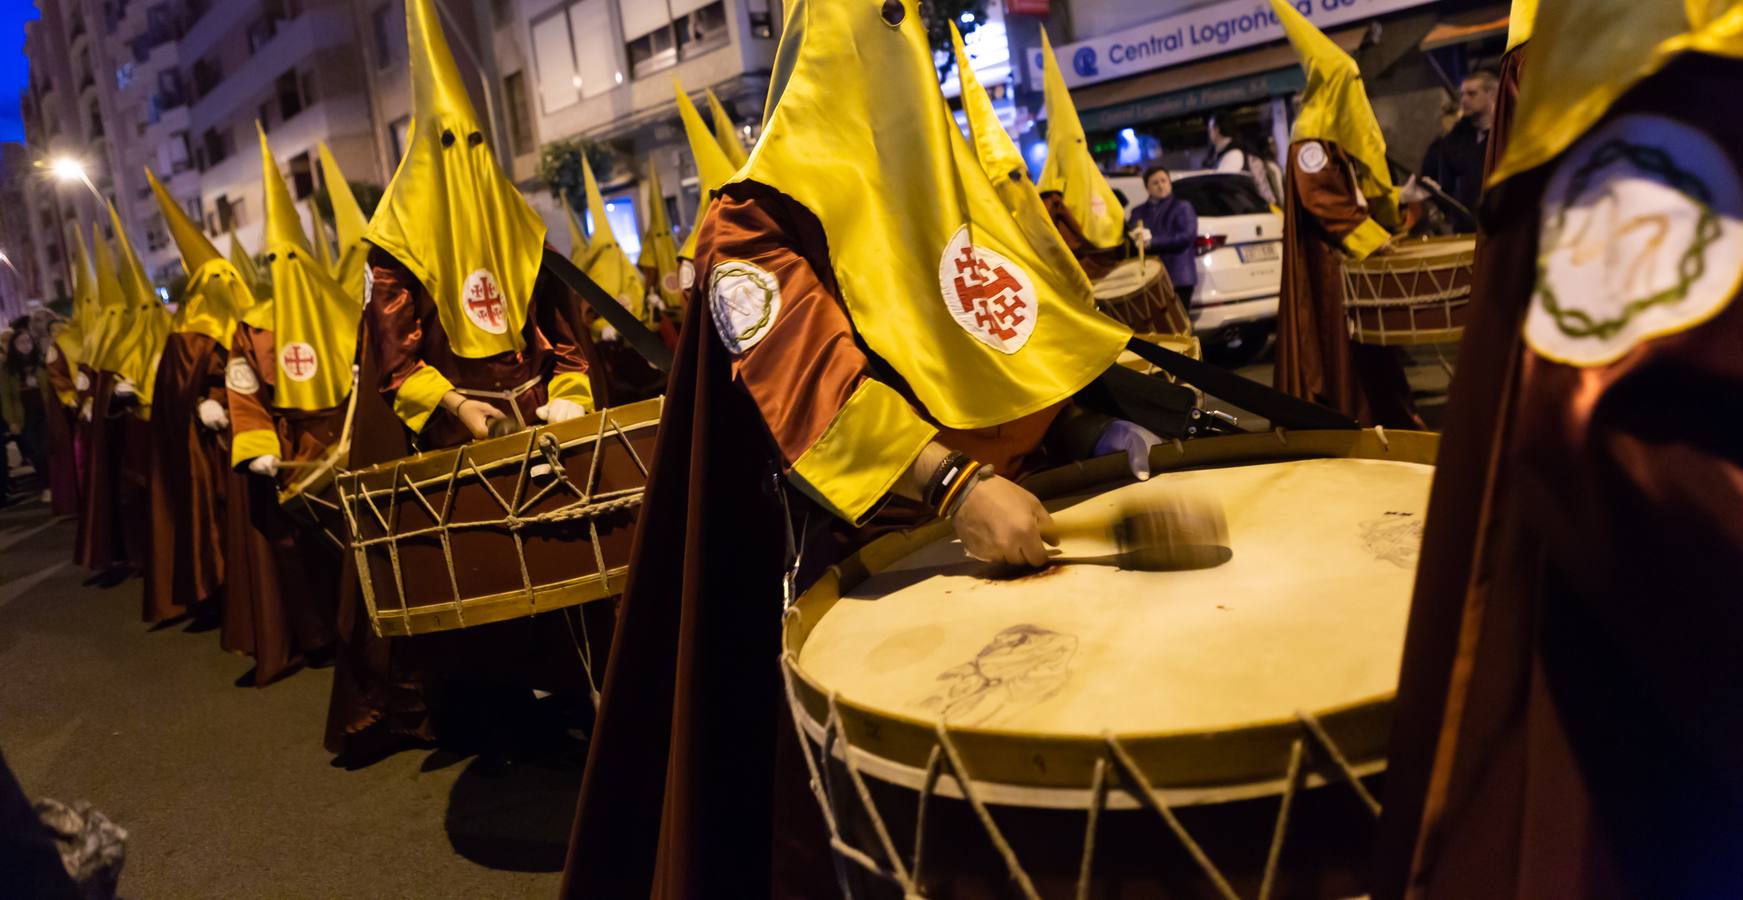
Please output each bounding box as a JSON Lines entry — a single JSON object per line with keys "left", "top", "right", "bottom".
{"left": 338, "top": 403, "right": 652, "bottom": 638}
{"left": 781, "top": 649, "right": 1383, "bottom": 900}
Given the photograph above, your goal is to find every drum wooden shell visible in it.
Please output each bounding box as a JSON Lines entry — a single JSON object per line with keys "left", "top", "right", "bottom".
{"left": 1093, "top": 258, "right": 1193, "bottom": 336}
{"left": 279, "top": 443, "right": 347, "bottom": 549}
{"left": 337, "top": 397, "right": 661, "bottom": 636}
{"left": 783, "top": 428, "right": 1436, "bottom": 800}
{"left": 1341, "top": 236, "right": 1474, "bottom": 346}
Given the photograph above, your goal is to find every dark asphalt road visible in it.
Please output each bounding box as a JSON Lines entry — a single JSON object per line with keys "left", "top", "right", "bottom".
{"left": 0, "top": 483, "right": 576, "bottom": 899}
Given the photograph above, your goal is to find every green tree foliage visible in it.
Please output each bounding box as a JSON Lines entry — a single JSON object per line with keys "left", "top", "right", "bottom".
{"left": 922, "top": 0, "right": 987, "bottom": 80}
{"left": 539, "top": 139, "right": 624, "bottom": 213}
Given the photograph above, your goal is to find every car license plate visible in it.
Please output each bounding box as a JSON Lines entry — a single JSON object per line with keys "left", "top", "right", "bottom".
{"left": 1237, "top": 242, "right": 1280, "bottom": 263}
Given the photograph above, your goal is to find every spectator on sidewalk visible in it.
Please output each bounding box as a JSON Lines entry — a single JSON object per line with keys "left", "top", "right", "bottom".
{"left": 1420, "top": 67, "right": 1499, "bottom": 231}
{"left": 1126, "top": 165, "right": 1200, "bottom": 305}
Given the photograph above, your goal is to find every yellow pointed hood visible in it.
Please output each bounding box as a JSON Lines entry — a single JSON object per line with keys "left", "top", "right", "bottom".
{"left": 147, "top": 166, "right": 251, "bottom": 345}
{"left": 704, "top": 87, "right": 750, "bottom": 168}
{"left": 1268, "top": 0, "right": 1396, "bottom": 207}
{"left": 259, "top": 124, "right": 360, "bottom": 410}
{"left": 578, "top": 154, "right": 647, "bottom": 321}
{"left": 55, "top": 227, "right": 95, "bottom": 370}
{"left": 950, "top": 22, "right": 1088, "bottom": 291}
{"left": 308, "top": 196, "right": 337, "bottom": 276}
{"left": 1492, "top": 0, "right": 1743, "bottom": 185}
{"left": 732, "top": 0, "right": 1128, "bottom": 430}
{"left": 227, "top": 224, "right": 267, "bottom": 298}
{"left": 563, "top": 192, "right": 590, "bottom": 263}
{"left": 639, "top": 159, "right": 684, "bottom": 311}
{"left": 87, "top": 225, "right": 127, "bottom": 374}
{"left": 675, "top": 79, "right": 737, "bottom": 260}
{"left": 1035, "top": 30, "right": 1125, "bottom": 249}
{"left": 1507, "top": 0, "right": 1538, "bottom": 51}
{"left": 364, "top": 0, "right": 545, "bottom": 357}
{"left": 101, "top": 201, "right": 171, "bottom": 408}
{"left": 318, "top": 143, "right": 371, "bottom": 305}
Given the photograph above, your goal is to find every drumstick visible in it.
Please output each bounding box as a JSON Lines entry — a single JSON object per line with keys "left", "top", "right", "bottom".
{"left": 1042, "top": 492, "right": 1231, "bottom": 571}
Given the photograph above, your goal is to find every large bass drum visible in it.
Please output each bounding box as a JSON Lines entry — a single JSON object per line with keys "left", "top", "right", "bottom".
{"left": 1341, "top": 236, "right": 1474, "bottom": 346}
{"left": 782, "top": 428, "right": 1436, "bottom": 898}
{"left": 337, "top": 397, "right": 661, "bottom": 636}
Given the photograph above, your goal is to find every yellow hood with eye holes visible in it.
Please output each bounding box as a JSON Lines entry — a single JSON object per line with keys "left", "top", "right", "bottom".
{"left": 363, "top": 0, "right": 545, "bottom": 358}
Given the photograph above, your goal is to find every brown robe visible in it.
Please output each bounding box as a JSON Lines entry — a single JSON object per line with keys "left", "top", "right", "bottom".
{"left": 226, "top": 321, "right": 341, "bottom": 685}
{"left": 562, "top": 185, "right": 1078, "bottom": 899}
{"left": 1276, "top": 139, "right": 1422, "bottom": 428}
{"left": 39, "top": 351, "right": 81, "bottom": 517}
{"left": 1040, "top": 191, "right": 1124, "bottom": 280}
{"left": 74, "top": 371, "right": 132, "bottom": 571}
{"left": 323, "top": 247, "right": 605, "bottom": 755}
{"left": 143, "top": 332, "right": 229, "bottom": 622}
{"left": 1376, "top": 52, "right": 1743, "bottom": 898}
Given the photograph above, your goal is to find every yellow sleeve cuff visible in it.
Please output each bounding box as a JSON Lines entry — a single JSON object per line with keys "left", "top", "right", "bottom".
{"left": 232, "top": 428, "right": 281, "bottom": 468}
{"left": 547, "top": 371, "right": 595, "bottom": 412}
{"left": 393, "top": 364, "right": 457, "bottom": 433}
{"left": 789, "top": 379, "right": 938, "bottom": 525}
{"left": 1341, "top": 217, "right": 1392, "bottom": 261}
{"left": 57, "top": 389, "right": 78, "bottom": 408}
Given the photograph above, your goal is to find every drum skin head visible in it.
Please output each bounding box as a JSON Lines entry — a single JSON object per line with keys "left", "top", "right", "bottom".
{"left": 784, "top": 429, "right": 1438, "bottom": 794}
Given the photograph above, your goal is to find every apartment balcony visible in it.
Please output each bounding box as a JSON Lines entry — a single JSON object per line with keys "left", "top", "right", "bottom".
{"left": 189, "top": 6, "right": 352, "bottom": 133}
{"left": 179, "top": 0, "right": 261, "bottom": 70}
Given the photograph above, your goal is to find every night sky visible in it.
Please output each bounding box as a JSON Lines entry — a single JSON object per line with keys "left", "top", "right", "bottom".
{"left": 0, "top": 4, "right": 40, "bottom": 143}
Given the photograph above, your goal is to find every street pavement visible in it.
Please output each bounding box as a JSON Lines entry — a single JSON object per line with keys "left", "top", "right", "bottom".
{"left": 0, "top": 473, "right": 576, "bottom": 899}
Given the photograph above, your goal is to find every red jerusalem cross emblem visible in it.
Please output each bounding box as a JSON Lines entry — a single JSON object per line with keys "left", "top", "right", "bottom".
{"left": 938, "top": 225, "right": 1038, "bottom": 353}
{"left": 280, "top": 341, "right": 319, "bottom": 382}
{"left": 461, "top": 268, "right": 510, "bottom": 335}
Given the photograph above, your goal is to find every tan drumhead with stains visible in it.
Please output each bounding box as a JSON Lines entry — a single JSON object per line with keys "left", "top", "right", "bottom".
{"left": 798, "top": 457, "right": 1431, "bottom": 738}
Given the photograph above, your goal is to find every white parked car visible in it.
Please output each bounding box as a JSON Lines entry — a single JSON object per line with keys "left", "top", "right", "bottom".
{"left": 1108, "top": 170, "right": 1283, "bottom": 366}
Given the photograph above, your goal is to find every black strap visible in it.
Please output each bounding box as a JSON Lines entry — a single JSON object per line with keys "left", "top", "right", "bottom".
{"left": 541, "top": 247, "right": 675, "bottom": 373}
{"left": 1123, "top": 336, "right": 1357, "bottom": 431}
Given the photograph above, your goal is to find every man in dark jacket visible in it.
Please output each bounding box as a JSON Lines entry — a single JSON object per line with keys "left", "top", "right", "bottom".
{"left": 1420, "top": 68, "right": 1498, "bottom": 231}
{"left": 1125, "top": 165, "right": 1199, "bottom": 304}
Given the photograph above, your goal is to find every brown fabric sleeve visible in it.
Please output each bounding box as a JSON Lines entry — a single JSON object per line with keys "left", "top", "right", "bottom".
{"left": 1291, "top": 141, "right": 1375, "bottom": 241}
{"left": 363, "top": 252, "right": 430, "bottom": 400}
{"left": 530, "top": 264, "right": 594, "bottom": 382}
{"left": 699, "top": 191, "right": 880, "bottom": 469}
{"left": 227, "top": 322, "right": 279, "bottom": 444}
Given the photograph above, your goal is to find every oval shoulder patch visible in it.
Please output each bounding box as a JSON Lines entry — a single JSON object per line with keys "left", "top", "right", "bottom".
{"left": 709, "top": 260, "right": 781, "bottom": 355}
{"left": 226, "top": 356, "right": 260, "bottom": 395}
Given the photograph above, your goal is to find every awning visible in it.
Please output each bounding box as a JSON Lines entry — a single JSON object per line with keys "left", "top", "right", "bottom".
{"left": 1078, "top": 67, "right": 1304, "bottom": 134}
{"left": 1419, "top": 7, "right": 1510, "bottom": 51}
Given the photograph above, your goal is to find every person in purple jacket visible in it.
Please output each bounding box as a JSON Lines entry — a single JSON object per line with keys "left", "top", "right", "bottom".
{"left": 1125, "top": 165, "right": 1200, "bottom": 305}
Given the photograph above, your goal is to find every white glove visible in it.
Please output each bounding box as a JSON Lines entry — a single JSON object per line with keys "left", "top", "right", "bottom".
{"left": 600, "top": 325, "right": 620, "bottom": 343}
{"left": 112, "top": 379, "right": 137, "bottom": 398}
{"left": 79, "top": 398, "right": 92, "bottom": 422}
{"left": 1399, "top": 174, "right": 1431, "bottom": 205}
{"left": 74, "top": 371, "right": 90, "bottom": 392}
{"left": 648, "top": 292, "right": 668, "bottom": 315}
{"left": 1129, "top": 225, "right": 1154, "bottom": 246}
{"left": 248, "top": 455, "right": 280, "bottom": 476}
{"left": 1095, "top": 420, "right": 1165, "bottom": 481}
{"left": 197, "top": 399, "right": 230, "bottom": 431}
{"left": 536, "top": 397, "right": 587, "bottom": 424}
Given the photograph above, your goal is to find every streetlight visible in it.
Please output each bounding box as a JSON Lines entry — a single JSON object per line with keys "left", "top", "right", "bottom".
{"left": 48, "top": 156, "right": 105, "bottom": 203}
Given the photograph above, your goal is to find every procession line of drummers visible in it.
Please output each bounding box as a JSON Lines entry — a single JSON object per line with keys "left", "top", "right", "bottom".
{"left": 20, "top": 0, "right": 1742, "bottom": 895}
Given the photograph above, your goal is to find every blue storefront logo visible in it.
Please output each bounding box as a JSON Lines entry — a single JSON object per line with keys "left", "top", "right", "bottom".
{"left": 1072, "top": 46, "right": 1099, "bottom": 78}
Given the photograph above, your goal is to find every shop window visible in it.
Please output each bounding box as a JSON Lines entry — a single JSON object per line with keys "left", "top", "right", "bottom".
{"left": 504, "top": 70, "right": 534, "bottom": 156}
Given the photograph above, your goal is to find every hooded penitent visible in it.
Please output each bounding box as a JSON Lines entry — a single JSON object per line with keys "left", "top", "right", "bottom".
{"left": 1268, "top": 0, "right": 1398, "bottom": 214}
{"left": 255, "top": 124, "right": 361, "bottom": 412}
{"left": 704, "top": 87, "right": 750, "bottom": 168}
{"left": 950, "top": 21, "right": 1090, "bottom": 291}
{"left": 55, "top": 228, "right": 97, "bottom": 377}
{"left": 674, "top": 79, "right": 737, "bottom": 262}
{"left": 86, "top": 225, "right": 129, "bottom": 376}
{"left": 1035, "top": 29, "right": 1126, "bottom": 249}
{"left": 147, "top": 167, "right": 252, "bottom": 347}
{"left": 730, "top": 0, "right": 1129, "bottom": 433}
{"left": 227, "top": 224, "right": 267, "bottom": 299}
{"left": 1490, "top": 0, "right": 1743, "bottom": 185}
{"left": 577, "top": 155, "right": 648, "bottom": 323}
{"left": 318, "top": 143, "right": 371, "bottom": 304}
{"left": 101, "top": 202, "right": 172, "bottom": 413}
{"left": 638, "top": 159, "right": 684, "bottom": 311}
{"left": 1507, "top": 0, "right": 1538, "bottom": 52}
{"left": 307, "top": 194, "right": 337, "bottom": 278}
{"left": 364, "top": 0, "right": 546, "bottom": 359}
{"left": 563, "top": 193, "right": 590, "bottom": 263}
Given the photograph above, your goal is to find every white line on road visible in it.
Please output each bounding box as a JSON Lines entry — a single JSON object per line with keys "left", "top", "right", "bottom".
{"left": 0, "top": 561, "right": 70, "bottom": 611}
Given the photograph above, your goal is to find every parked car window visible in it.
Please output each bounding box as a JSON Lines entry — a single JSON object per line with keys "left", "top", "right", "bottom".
{"left": 1172, "top": 174, "right": 1271, "bottom": 217}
